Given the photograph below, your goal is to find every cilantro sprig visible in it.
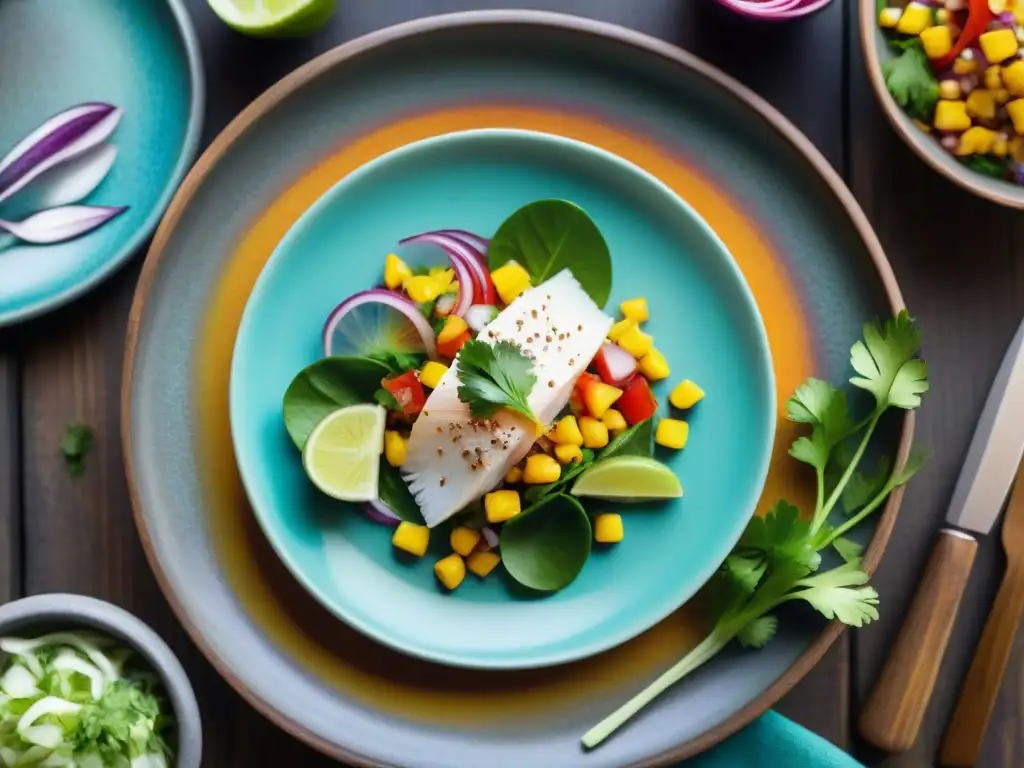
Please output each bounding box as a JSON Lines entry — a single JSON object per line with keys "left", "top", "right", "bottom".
{"left": 582, "top": 311, "right": 930, "bottom": 749}
{"left": 881, "top": 42, "right": 939, "bottom": 123}
{"left": 455, "top": 339, "right": 537, "bottom": 422}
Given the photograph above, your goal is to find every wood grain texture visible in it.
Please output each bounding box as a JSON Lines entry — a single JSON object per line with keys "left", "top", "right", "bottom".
{"left": 0, "top": 347, "right": 17, "bottom": 603}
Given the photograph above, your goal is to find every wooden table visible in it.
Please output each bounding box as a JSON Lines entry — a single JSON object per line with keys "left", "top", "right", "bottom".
{"left": 1, "top": 1, "right": 1022, "bottom": 765}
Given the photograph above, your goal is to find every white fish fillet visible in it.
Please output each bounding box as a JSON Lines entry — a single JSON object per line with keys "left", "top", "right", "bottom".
{"left": 403, "top": 270, "right": 613, "bottom": 527}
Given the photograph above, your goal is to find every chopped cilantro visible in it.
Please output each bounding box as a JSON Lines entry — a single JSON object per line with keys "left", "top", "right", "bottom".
{"left": 60, "top": 423, "right": 93, "bottom": 477}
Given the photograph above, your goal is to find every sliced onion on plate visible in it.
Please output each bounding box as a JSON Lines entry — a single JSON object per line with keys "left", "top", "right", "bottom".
{"left": 436, "top": 229, "right": 490, "bottom": 258}
{"left": 594, "top": 342, "right": 638, "bottom": 386}
{"left": 362, "top": 499, "right": 402, "bottom": 527}
{"left": 323, "top": 288, "right": 437, "bottom": 360}
{"left": 465, "top": 304, "right": 498, "bottom": 332}
{"left": 400, "top": 230, "right": 497, "bottom": 306}
{"left": 480, "top": 525, "right": 500, "bottom": 550}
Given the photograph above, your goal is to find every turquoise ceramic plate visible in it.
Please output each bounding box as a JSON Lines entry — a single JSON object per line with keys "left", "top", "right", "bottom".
{"left": 0, "top": 0, "right": 203, "bottom": 325}
{"left": 229, "top": 129, "right": 776, "bottom": 669}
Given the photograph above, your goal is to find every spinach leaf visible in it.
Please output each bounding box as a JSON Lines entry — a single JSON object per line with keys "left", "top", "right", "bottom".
{"left": 60, "top": 423, "right": 94, "bottom": 477}
{"left": 500, "top": 493, "right": 592, "bottom": 591}
{"left": 522, "top": 448, "right": 595, "bottom": 504}
{"left": 376, "top": 462, "right": 423, "bottom": 523}
{"left": 367, "top": 350, "right": 426, "bottom": 375}
{"left": 487, "top": 199, "right": 613, "bottom": 307}
{"left": 600, "top": 418, "right": 654, "bottom": 461}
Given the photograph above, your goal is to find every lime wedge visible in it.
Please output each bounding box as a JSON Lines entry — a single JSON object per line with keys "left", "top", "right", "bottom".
{"left": 570, "top": 456, "right": 683, "bottom": 502}
{"left": 302, "top": 404, "right": 385, "bottom": 501}
{"left": 206, "top": 0, "right": 336, "bottom": 38}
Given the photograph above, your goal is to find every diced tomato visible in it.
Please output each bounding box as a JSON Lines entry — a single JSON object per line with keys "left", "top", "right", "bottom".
{"left": 382, "top": 370, "right": 426, "bottom": 416}
{"left": 437, "top": 329, "right": 471, "bottom": 359}
{"left": 617, "top": 375, "right": 658, "bottom": 425}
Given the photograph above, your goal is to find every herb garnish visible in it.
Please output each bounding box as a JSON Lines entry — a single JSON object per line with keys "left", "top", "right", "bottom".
{"left": 455, "top": 339, "right": 538, "bottom": 422}
{"left": 582, "top": 312, "right": 930, "bottom": 749}
{"left": 60, "top": 423, "right": 93, "bottom": 477}
{"left": 882, "top": 43, "right": 939, "bottom": 123}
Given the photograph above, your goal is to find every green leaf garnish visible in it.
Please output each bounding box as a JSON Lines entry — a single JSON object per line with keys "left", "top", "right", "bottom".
{"left": 522, "top": 448, "right": 595, "bottom": 504}
{"left": 736, "top": 615, "right": 778, "bottom": 649}
{"left": 500, "top": 493, "right": 592, "bottom": 592}
{"left": 881, "top": 43, "right": 939, "bottom": 123}
{"left": 366, "top": 349, "right": 426, "bottom": 375}
{"left": 850, "top": 310, "right": 929, "bottom": 411}
{"left": 455, "top": 339, "right": 537, "bottom": 422}
{"left": 599, "top": 418, "right": 654, "bottom": 461}
{"left": 960, "top": 155, "right": 1010, "bottom": 179}
{"left": 374, "top": 387, "right": 403, "bottom": 411}
{"left": 60, "top": 423, "right": 93, "bottom": 477}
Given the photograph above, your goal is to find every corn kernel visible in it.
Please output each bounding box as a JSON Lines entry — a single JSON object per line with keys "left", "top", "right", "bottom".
{"left": 957, "top": 126, "right": 999, "bottom": 155}
{"left": 656, "top": 418, "right": 690, "bottom": 450}
{"left": 581, "top": 381, "right": 623, "bottom": 419}
{"left": 392, "top": 522, "right": 429, "bottom": 557}
{"left": 485, "top": 489, "right": 522, "bottom": 523}
{"left": 555, "top": 443, "right": 583, "bottom": 464}
{"left": 524, "top": 454, "right": 561, "bottom": 484}
{"left": 1002, "top": 60, "right": 1024, "bottom": 96}
{"left": 934, "top": 100, "right": 971, "bottom": 131}
{"left": 1011, "top": 136, "right": 1024, "bottom": 161}
{"left": 953, "top": 56, "right": 979, "bottom": 75}
{"left": 419, "top": 361, "right": 449, "bottom": 389}
{"left": 980, "top": 29, "right": 1019, "bottom": 63}
{"left": 431, "top": 268, "right": 455, "bottom": 294}
{"left": 384, "top": 430, "right": 407, "bottom": 467}
{"left": 995, "top": 87, "right": 1011, "bottom": 104}
{"left": 467, "top": 551, "right": 501, "bottom": 578}
{"left": 551, "top": 415, "right": 584, "bottom": 445}
{"left": 607, "top": 318, "right": 635, "bottom": 342}
{"left": 670, "top": 379, "right": 705, "bottom": 409}
{"left": 912, "top": 118, "right": 932, "bottom": 134}
{"left": 966, "top": 89, "right": 998, "bottom": 120}
{"left": 437, "top": 315, "right": 469, "bottom": 345}
{"left": 896, "top": 2, "right": 933, "bottom": 34}
{"left": 434, "top": 554, "right": 466, "bottom": 590}
{"left": 601, "top": 408, "right": 627, "bottom": 435}
{"left": 1008, "top": 98, "right": 1024, "bottom": 134}
{"left": 594, "top": 513, "right": 624, "bottom": 544}
{"left": 939, "top": 80, "right": 962, "bottom": 100}
{"left": 450, "top": 527, "right": 481, "bottom": 557}
{"left": 619, "top": 297, "right": 649, "bottom": 323}
{"left": 384, "top": 253, "right": 412, "bottom": 290}
{"left": 403, "top": 275, "right": 441, "bottom": 303}
{"left": 617, "top": 324, "right": 653, "bottom": 358}
{"left": 579, "top": 416, "right": 609, "bottom": 449}
{"left": 638, "top": 347, "right": 671, "bottom": 381}
{"left": 985, "top": 65, "right": 1005, "bottom": 91}
{"left": 505, "top": 465, "right": 524, "bottom": 484}
{"left": 920, "top": 25, "right": 952, "bottom": 59}
{"left": 994, "top": 134, "right": 1009, "bottom": 157}
{"left": 878, "top": 7, "right": 901, "bottom": 27}
{"left": 490, "top": 261, "right": 532, "bottom": 305}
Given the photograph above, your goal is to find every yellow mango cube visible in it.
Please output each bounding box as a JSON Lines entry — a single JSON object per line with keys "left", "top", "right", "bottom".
{"left": 450, "top": 526, "right": 481, "bottom": 557}
{"left": 985, "top": 65, "right": 1005, "bottom": 91}
{"left": 639, "top": 348, "right": 671, "bottom": 381}
{"left": 403, "top": 275, "right": 441, "bottom": 303}
{"left": 995, "top": 87, "right": 1011, "bottom": 105}
{"left": 554, "top": 443, "right": 583, "bottom": 464}
{"left": 957, "top": 126, "right": 999, "bottom": 155}
{"left": 579, "top": 416, "right": 609, "bottom": 449}
{"left": 994, "top": 134, "right": 1009, "bottom": 157}
{"left": 670, "top": 379, "right": 705, "bottom": 409}
{"left": 878, "top": 7, "right": 901, "bottom": 28}
{"left": 384, "top": 253, "right": 412, "bottom": 290}
{"left": 1011, "top": 136, "right": 1024, "bottom": 161}
{"left": 434, "top": 554, "right": 466, "bottom": 590}
{"left": 594, "top": 513, "right": 624, "bottom": 544}
{"left": 419, "top": 361, "right": 449, "bottom": 389}
{"left": 392, "top": 522, "right": 429, "bottom": 557}
{"left": 939, "top": 80, "right": 962, "bottom": 100}
{"left": 966, "top": 89, "right": 997, "bottom": 121}
{"left": 524, "top": 454, "right": 561, "bottom": 484}
{"left": 953, "top": 56, "right": 980, "bottom": 75}
{"left": 490, "top": 262, "right": 532, "bottom": 305}
{"left": 601, "top": 408, "right": 627, "bottom": 435}
{"left": 467, "top": 551, "right": 502, "bottom": 578}
{"left": 384, "top": 430, "right": 407, "bottom": 467}
{"left": 505, "top": 465, "right": 524, "bottom": 484}
{"left": 607, "top": 318, "right": 635, "bottom": 342}
{"left": 619, "top": 297, "right": 649, "bottom": 323}
{"left": 934, "top": 100, "right": 971, "bottom": 132}
{"left": 617, "top": 324, "right": 653, "bottom": 358}
{"left": 581, "top": 381, "right": 623, "bottom": 419}
{"left": 484, "top": 490, "right": 522, "bottom": 523}
{"left": 980, "top": 29, "right": 1019, "bottom": 64}
{"left": 1008, "top": 99, "right": 1024, "bottom": 134}
{"left": 656, "top": 418, "right": 690, "bottom": 450}
{"left": 437, "top": 315, "right": 468, "bottom": 345}
{"left": 896, "top": 2, "right": 932, "bottom": 34}
{"left": 551, "top": 415, "right": 584, "bottom": 445}
{"left": 1002, "top": 60, "right": 1024, "bottom": 96}
{"left": 920, "top": 25, "right": 952, "bottom": 60}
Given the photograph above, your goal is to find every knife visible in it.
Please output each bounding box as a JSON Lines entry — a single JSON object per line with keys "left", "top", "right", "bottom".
{"left": 859, "top": 315, "right": 1024, "bottom": 754}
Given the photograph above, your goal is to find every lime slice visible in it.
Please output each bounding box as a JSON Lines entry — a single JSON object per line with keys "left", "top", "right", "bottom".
{"left": 302, "top": 404, "right": 385, "bottom": 501}
{"left": 570, "top": 456, "right": 683, "bottom": 502}
{"left": 206, "top": 0, "right": 336, "bottom": 38}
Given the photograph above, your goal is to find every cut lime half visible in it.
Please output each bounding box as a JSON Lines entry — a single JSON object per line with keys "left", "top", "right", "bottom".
{"left": 302, "top": 404, "right": 385, "bottom": 502}
{"left": 206, "top": 0, "right": 336, "bottom": 38}
{"left": 570, "top": 456, "right": 683, "bottom": 502}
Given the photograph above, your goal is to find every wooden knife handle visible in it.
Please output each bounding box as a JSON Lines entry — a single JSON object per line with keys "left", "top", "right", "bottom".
{"left": 859, "top": 529, "right": 978, "bottom": 753}
{"left": 940, "top": 561, "right": 1024, "bottom": 766}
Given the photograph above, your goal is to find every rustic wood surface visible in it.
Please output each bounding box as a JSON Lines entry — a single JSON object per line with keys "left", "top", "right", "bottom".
{"left": 1, "top": 0, "right": 1021, "bottom": 764}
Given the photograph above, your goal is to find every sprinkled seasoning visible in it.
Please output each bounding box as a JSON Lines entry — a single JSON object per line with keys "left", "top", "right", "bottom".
{"left": 531, "top": 309, "right": 538, "bottom": 318}
{"left": 437, "top": 448, "right": 444, "bottom": 457}
{"left": 439, "top": 478, "right": 446, "bottom": 487}
{"left": 435, "top": 426, "right": 442, "bottom": 434}
{"left": 548, "top": 380, "right": 555, "bottom": 387}
{"left": 577, "top": 324, "right": 583, "bottom": 331}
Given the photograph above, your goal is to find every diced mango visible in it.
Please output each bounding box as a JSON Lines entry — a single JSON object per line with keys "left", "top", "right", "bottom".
{"left": 670, "top": 379, "right": 705, "bottom": 409}
{"left": 617, "top": 324, "right": 653, "bottom": 358}
{"left": 579, "top": 416, "right": 609, "bottom": 449}
{"left": 419, "top": 361, "right": 449, "bottom": 389}
{"left": 554, "top": 443, "right": 583, "bottom": 464}
{"left": 431, "top": 269, "right": 455, "bottom": 294}
{"left": 594, "top": 513, "right": 624, "bottom": 544}
{"left": 656, "top": 418, "right": 690, "bottom": 450}
{"left": 980, "top": 29, "right": 1019, "bottom": 64}
{"left": 601, "top": 408, "right": 627, "bottom": 435}
{"left": 995, "top": 88, "right": 1011, "bottom": 105}
{"left": 953, "top": 56, "right": 980, "bottom": 75}
{"left": 878, "top": 7, "right": 901, "bottom": 28}
{"left": 619, "top": 297, "right": 649, "bottom": 323}
{"left": 384, "top": 253, "right": 412, "bottom": 290}
{"left": 896, "top": 2, "right": 932, "bottom": 34}
{"left": 392, "top": 522, "right": 429, "bottom": 557}
{"left": 986, "top": 65, "right": 1005, "bottom": 91}
{"left": 403, "top": 275, "right": 441, "bottom": 303}
{"left": 913, "top": 118, "right": 932, "bottom": 134}
{"left": 450, "top": 527, "right": 481, "bottom": 557}
{"left": 994, "top": 134, "right": 1009, "bottom": 157}
{"left": 966, "top": 89, "right": 997, "bottom": 120}
{"left": 569, "top": 387, "right": 586, "bottom": 416}
{"left": 939, "top": 80, "right": 962, "bottom": 100}
{"left": 920, "top": 25, "right": 952, "bottom": 59}
{"left": 934, "top": 100, "right": 971, "bottom": 132}
{"left": 505, "top": 465, "right": 524, "bottom": 484}
{"left": 484, "top": 489, "right": 522, "bottom": 523}
{"left": 581, "top": 381, "right": 623, "bottom": 419}
{"left": 957, "top": 126, "right": 999, "bottom": 155}
{"left": 384, "top": 430, "right": 407, "bottom": 467}
{"left": 551, "top": 415, "right": 584, "bottom": 445}
{"left": 437, "top": 315, "right": 469, "bottom": 345}
{"left": 1002, "top": 60, "right": 1024, "bottom": 96}
{"left": 638, "top": 348, "right": 670, "bottom": 381}
{"left": 434, "top": 554, "right": 466, "bottom": 590}
{"left": 607, "top": 318, "right": 635, "bottom": 342}
{"left": 524, "top": 454, "right": 561, "bottom": 484}
{"left": 490, "top": 261, "right": 532, "bottom": 305}
{"left": 1008, "top": 98, "right": 1024, "bottom": 134}
{"left": 467, "top": 551, "right": 502, "bottom": 578}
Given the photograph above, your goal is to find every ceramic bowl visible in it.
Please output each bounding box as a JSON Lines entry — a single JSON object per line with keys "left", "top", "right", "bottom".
{"left": 0, "top": 594, "right": 202, "bottom": 767}
{"left": 715, "top": 0, "right": 835, "bottom": 21}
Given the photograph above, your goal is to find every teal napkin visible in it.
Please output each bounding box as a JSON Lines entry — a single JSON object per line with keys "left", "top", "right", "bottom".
{"left": 679, "top": 711, "right": 863, "bottom": 768}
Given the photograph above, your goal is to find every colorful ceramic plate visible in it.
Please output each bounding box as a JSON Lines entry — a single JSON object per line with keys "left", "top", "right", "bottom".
{"left": 124, "top": 12, "right": 910, "bottom": 766}
{"left": 229, "top": 128, "right": 776, "bottom": 669}
{"left": 0, "top": 0, "right": 203, "bottom": 325}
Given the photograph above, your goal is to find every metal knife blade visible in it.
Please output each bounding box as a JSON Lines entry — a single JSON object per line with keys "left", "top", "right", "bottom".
{"left": 946, "top": 316, "right": 1024, "bottom": 534}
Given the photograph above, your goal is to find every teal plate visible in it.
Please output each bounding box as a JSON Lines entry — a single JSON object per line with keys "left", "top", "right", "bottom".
{"left": 229, "top": 129, "right": 776, "bottom": 670}
{"left": 0, "top": 0, "right": 203, "bottom": 325}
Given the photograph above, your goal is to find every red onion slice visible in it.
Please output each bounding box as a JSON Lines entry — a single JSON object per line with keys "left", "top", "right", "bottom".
{"left": 597, "top": 342, "right": 638, "bottom": 386}
{"left": 481, "top": 525, "right": 500, "bottom": 550}
{"left": 362, "top": 499, "right": 401, "bottom": 526}
{"left": 436, "top": 229, "right": 490, "bottom": 257}
{"left": 322, "top": 288, "right": 438, "bottom": 360}
{"left": 400, "top": 231, "right": 497, "bottom": 306}
{"left": 0, "top": 205, "right": 127, "bottom": 244}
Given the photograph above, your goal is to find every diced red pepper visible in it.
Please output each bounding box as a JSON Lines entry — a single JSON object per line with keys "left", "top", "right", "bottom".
{"left": 617, "top": 375, "right": 658, "bottom": 425}
{"left": 436, "top": 329, "right": 471, "bottom": 359}
{"left": 382, "top": 370, "right": 426, "bottom": 416}
{"left": 937, "top": 0, "right": 992, "bottom": 68}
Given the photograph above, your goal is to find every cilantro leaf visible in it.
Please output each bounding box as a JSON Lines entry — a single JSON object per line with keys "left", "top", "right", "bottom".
{"left": 832, "top": 536, "right": 864, "bottom": 563}
{"left": 737, "top": 501, "right": 821, "bottom": 575}
{"left": 367, "top": 350, "right": 425, "bottom": 375}
{"left": 850, "top": 311, "right": 929, "bottom": 411}
{"left": 787, "top": 379, "right": 852, "bottom": 471}
{"left": 374, "top": 388, "right": 403, "bottom": 411}
{"left": 841, "top": 454, "right": 892, "bottom": 513}
{"left": 723, "top": 553, "right": 767, "bottom": 594}
{"left": 960, "top": 155, "right": 1010, "bottom": 179}
{"left": 881, "top": 44, "right": 939, "bottom": 122}
{"left": 455, "top": 339, "right": 537, "bottom": 421}
{"left": 798, "top": 584, "right": 880, "bottom": 627}
{"left": 886, "top": 446, "right": 929, "bottom": 489}
{"left": 60, "top": 423, "right": 93, "bottom": 477}
{"left": 737, "top": 615, "right": 778, "bottom": 649}
{"left": 69, "top": 679, "right": 170, "bottom": 759}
